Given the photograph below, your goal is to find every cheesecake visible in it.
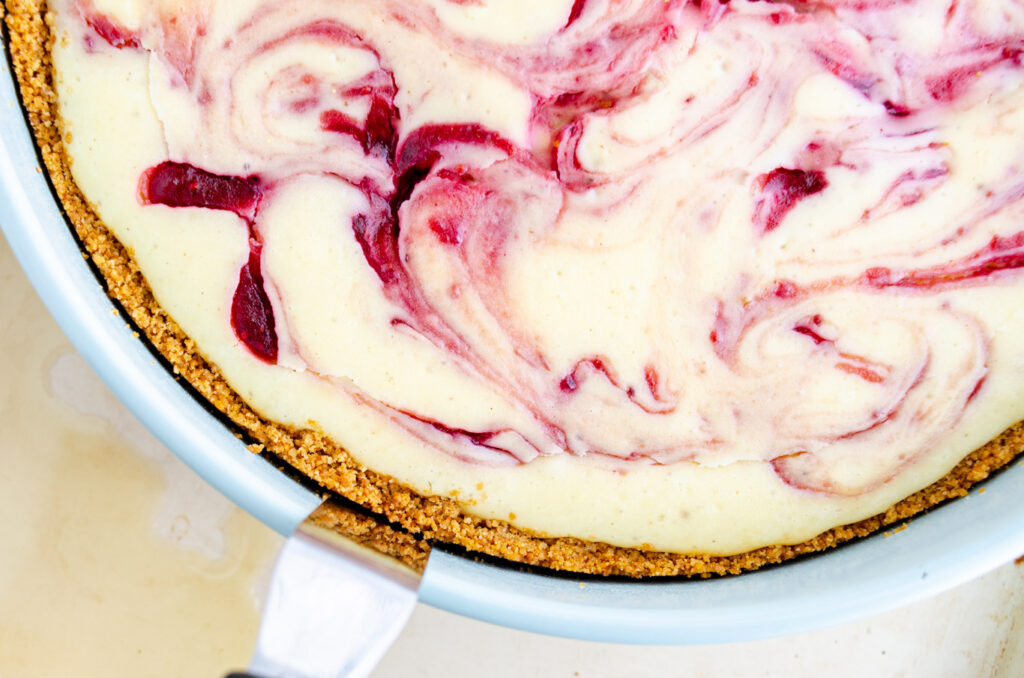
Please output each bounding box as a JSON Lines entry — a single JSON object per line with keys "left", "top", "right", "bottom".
{"left": 7, "top": 0, "right": 1024, "bottom": 576}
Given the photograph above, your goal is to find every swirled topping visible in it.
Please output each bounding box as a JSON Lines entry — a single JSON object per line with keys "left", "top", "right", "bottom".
{"left": 52, "top": 0, "right": 1024, "bottom": 552}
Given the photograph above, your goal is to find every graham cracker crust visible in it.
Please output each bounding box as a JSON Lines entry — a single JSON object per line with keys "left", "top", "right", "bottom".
{"left": 6, "top": 0, "right": 1024, "bottom": 578}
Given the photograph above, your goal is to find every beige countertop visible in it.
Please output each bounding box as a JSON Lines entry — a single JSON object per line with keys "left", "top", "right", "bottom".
{"left": 2, "top": 232, "right": 1023, "bottom": 677}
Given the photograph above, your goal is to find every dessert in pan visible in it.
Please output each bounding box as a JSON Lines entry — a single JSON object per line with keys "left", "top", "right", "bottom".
{"left": 6, "top": 0, "right": 1024, "bottom": 576}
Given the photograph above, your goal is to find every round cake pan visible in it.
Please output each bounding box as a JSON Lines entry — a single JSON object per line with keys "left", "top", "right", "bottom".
{"left": 2, "top": 53, "right": 1023, "bottom": 646}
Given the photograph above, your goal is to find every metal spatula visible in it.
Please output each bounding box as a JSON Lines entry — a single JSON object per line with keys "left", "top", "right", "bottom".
{"left": 227, "top": 506, "right": 423, "bottom": 678}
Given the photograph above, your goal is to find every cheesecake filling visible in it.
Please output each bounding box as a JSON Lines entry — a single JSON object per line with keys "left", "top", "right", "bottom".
{"left": 51, "top": 0, "right": 1024, "bottom": 553}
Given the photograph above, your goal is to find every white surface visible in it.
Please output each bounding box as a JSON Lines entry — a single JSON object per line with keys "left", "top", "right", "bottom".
{"left": 3, "top": 232, "right": 1024, "bottom": 677}
{"left": 385, "top": 572, "right": 1024, "bottom": 678}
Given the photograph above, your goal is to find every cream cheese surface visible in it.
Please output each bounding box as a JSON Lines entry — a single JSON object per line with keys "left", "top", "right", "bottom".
{"left": 51, "top": 0, "right": 1024, "bottom": 553}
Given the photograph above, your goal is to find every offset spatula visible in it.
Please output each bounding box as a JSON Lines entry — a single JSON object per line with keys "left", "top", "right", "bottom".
{"left": 227, "top": 505, "right": 423, "bottom": 678}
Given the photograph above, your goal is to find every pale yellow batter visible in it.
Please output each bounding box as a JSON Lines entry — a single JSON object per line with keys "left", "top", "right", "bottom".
{"left": 47, "top": 0, "right": 1024, "bottom": 553}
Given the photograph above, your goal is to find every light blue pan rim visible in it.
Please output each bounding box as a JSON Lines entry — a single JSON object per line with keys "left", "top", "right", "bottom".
{"left": 2, "top": 48, "right": 1023, "bottom": 647}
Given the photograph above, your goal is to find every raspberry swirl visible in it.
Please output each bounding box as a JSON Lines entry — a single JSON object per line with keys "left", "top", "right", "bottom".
{"left": 74, "top": 0, "right": 1024, "bottom": 500}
